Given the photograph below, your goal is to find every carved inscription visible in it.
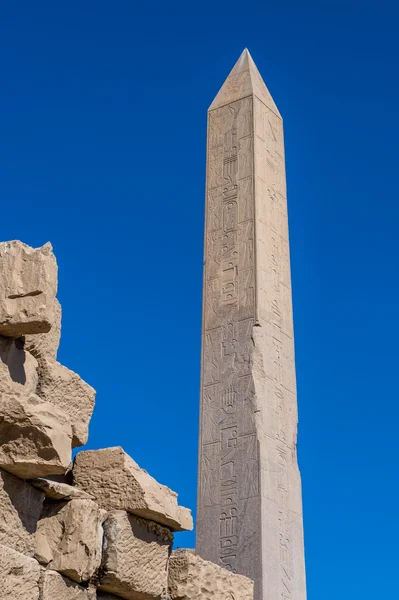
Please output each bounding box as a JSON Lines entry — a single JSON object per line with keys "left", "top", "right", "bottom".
{"left": 200, "top": 97, "right": 257, "bottom": 576}
{"left": 241, "top": 434, "right": 259, "bottom": 498}
{"left": 254, "top": 97, "right": 301, "bottom": 598}
{"left": 219, "top": 421, "right": 238, "bottom": 571}
{"left": 278, "top": 451, "right": 292, "bottom": 600}
{"left": 198, "top": 58, "right": 306, "bottom": 600}
{"left": 218, "top": 106, "right": 240, "bottom": 567}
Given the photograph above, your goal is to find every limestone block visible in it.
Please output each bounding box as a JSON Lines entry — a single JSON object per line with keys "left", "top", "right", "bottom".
{"left": 168, "top": 550, "right": 254, "bottom": 600}
{"left": 0, "top": 467, "right": 44, "bottom": 555}
{"left": 0, "top": 386, "right": 72, "bottom": 479}
{"left": 73, "top": 447, "right": 193, "bottom": 532}
{"left": 0, "top": 240, "right": 57, "bottom": 337}
{"left": 0, "top": 543, "right": 41, "bottom": 599}
{"left": 36, "top": 359, "right": 95, "bottom": 447}
{"left": 40, "top": 570, "right": 97, "bottom": 600}
{"left": 31, "top": 477, "right": 93, "bottom": 501}
{"left": 99, "top": 510, "right": 172, "bottom": 600}
{"left": 25, "top": 298, "right": 62, "bottom": 362}
{"left": 35, "top": 498, "right": 104, "bottom": 583}
{"left": 0, "top": 335, "right": 38, "bottom": 392}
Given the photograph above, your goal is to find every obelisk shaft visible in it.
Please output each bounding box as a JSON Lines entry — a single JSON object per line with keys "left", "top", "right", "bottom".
{"left": 196, "top": 50, "right": 306, "bottom": 600}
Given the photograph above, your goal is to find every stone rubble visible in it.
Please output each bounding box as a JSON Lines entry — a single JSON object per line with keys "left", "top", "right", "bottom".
{"left": 73, "top": 447, "right": 193, "bottom": 532}
{"left": 31, "top": 477, "right": 94, "bottom": 500}
{"left": 99, "top": 511, "right": 172, "bottom": 599}
{"left": 40, "top": 570, "right": 97, "bottom": 600}
{"left": 36, "top": 359, "right": 95, "bottom": 447}
{"left": 169, "top": 550, "right": 254, "bottom": 600}
{"left": 0, "top": 468, "right": 44, "bottom": 556}
{"left": 35, "top": 499, "right": 105, "bottom": 583}
{"left": 0, "top": 241, "right": 57, "bottom": 337}
{"left": 0, "top": 335, "right": 39, "bottom": 392}
{"left": 0, "top": 543, "right": 41, "bottom": 600}
{"left": 0, "top": 385, "right": 73, "bottom": 478}
{"left": 0, "top": 239, "right": 254, "bottom": 600}
{"left": 25, "top": 297, "right": 62, "bottom": 362}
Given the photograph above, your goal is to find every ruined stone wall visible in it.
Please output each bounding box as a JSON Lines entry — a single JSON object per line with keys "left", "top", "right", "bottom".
{"left": 0, "top": 240, "right": 254, "bottom": 600}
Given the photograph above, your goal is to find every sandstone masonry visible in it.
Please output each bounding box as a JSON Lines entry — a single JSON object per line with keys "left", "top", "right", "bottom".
{"left": 0, "top": 240, "right": 252, "bottom": 600}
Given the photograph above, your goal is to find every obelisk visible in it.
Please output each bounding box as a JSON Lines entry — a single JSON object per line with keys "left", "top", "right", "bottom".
{"left": 196, "top": 49, "right": 307, "bottom": 600}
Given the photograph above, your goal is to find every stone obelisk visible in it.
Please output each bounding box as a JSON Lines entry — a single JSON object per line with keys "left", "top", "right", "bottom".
{"left": 196, "top": 49, "right": 307, "bottom": 600}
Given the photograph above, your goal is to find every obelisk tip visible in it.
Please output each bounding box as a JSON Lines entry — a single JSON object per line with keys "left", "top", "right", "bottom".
{"left": 209, "top": 48, "right": 281, "bottom": 118}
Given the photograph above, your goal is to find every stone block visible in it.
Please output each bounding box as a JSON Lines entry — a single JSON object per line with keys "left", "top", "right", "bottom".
{"left": 40, "top": 570, "right": 97, "bottom": 600}
{"left": 0, "top": 467, "right": 44, "bottom": 555}
{"left": 36, "top": 359, "right": 95, "bottom": 447}
{"left": 0, "top": 335, "right": 38, "bottom": 392}
{"left": 73, "top": 447, "right": 193, "bottom": 532}
{"left": 168, "top": 550, "right": 254, "bottom": 600}
{"left": 31, "top": 477, "right": 93, "bottom": 501}
{"left": 35, "top": 498, "right": 104, "bottom": 583}
{"left": 0, "top": 385, "right": 72, "bottom": 479}
{"left": 0, "top": 543, "right": 41, "bottom": 599}
{"left": 0, "top": 240, "right": 57, "bottom": 337}
{"left": 99, "top": 510, "right": 172, "bottom": 600}
{"left": 25, "top": 297, "right": 62, "bottom": 362}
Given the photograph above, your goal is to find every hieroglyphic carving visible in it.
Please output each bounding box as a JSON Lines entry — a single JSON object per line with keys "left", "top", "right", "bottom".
{"left": 198, "top": 50, "right": 306, "bottom": 600}
{"left": 203, "top": 328, "right": 221, "bottom": 386}
{"left": 239, "top": 433, "right": 259, "bottom": 499}
{"left": 199, "top": 96, "right": 257, "bottom": 578}
{"left": 201, "top": 443, "right": 219, "bottom": 507}
{"left": 253, "top": 93, "right": 305, "bottom": 599}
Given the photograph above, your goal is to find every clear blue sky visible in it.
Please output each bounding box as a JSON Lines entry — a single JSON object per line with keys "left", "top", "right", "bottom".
{"left": 1, "top": 2, "right": 398, "bottom": 598}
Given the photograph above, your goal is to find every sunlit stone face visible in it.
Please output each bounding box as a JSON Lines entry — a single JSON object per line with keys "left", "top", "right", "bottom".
{"left": 196, "top": 49, "right": 307, "bottom": 600}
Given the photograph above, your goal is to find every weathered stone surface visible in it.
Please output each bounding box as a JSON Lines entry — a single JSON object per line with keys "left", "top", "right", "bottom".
{"left": 0, "top": 383, "right": 72, "bottom": 478}
{"left": 40, "top": 570, "right": 97, "bottom": 600}
{"left": 0, "top": 543, "right": 41, "bottom": 599}
{"left": 31, "top": 477, "right": 93, "bottom": 500}
{"left": 169, "top": 550, "right": 254, "bottom": 600}
{"left": 197, "top": 49, "right": 307, "bottom": 600}
{"left": 0, "top": 335, "right": 38, "bottom": 392}
{"left": 25, "top": 297, "right": 62, "bottom": 362}
{"left": 0, "top": 240, "right": 57, "bottom": 337}
{"left": 35, "top": 498, "right": 104, "bottom": 583}
{"left": 97, "top": 595, "right": 122, "bottom": 600}
{"left": 99, "top": 510, "right": 172, "bottom": 600}
{"left": 36, "top": 358, "right": 95, "bottom": 447}
{"left": 0, "top": 467, "right": 44, "bottom": 555}
{"left": 73, "top": 447, "right": 192, "bottom": 532}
